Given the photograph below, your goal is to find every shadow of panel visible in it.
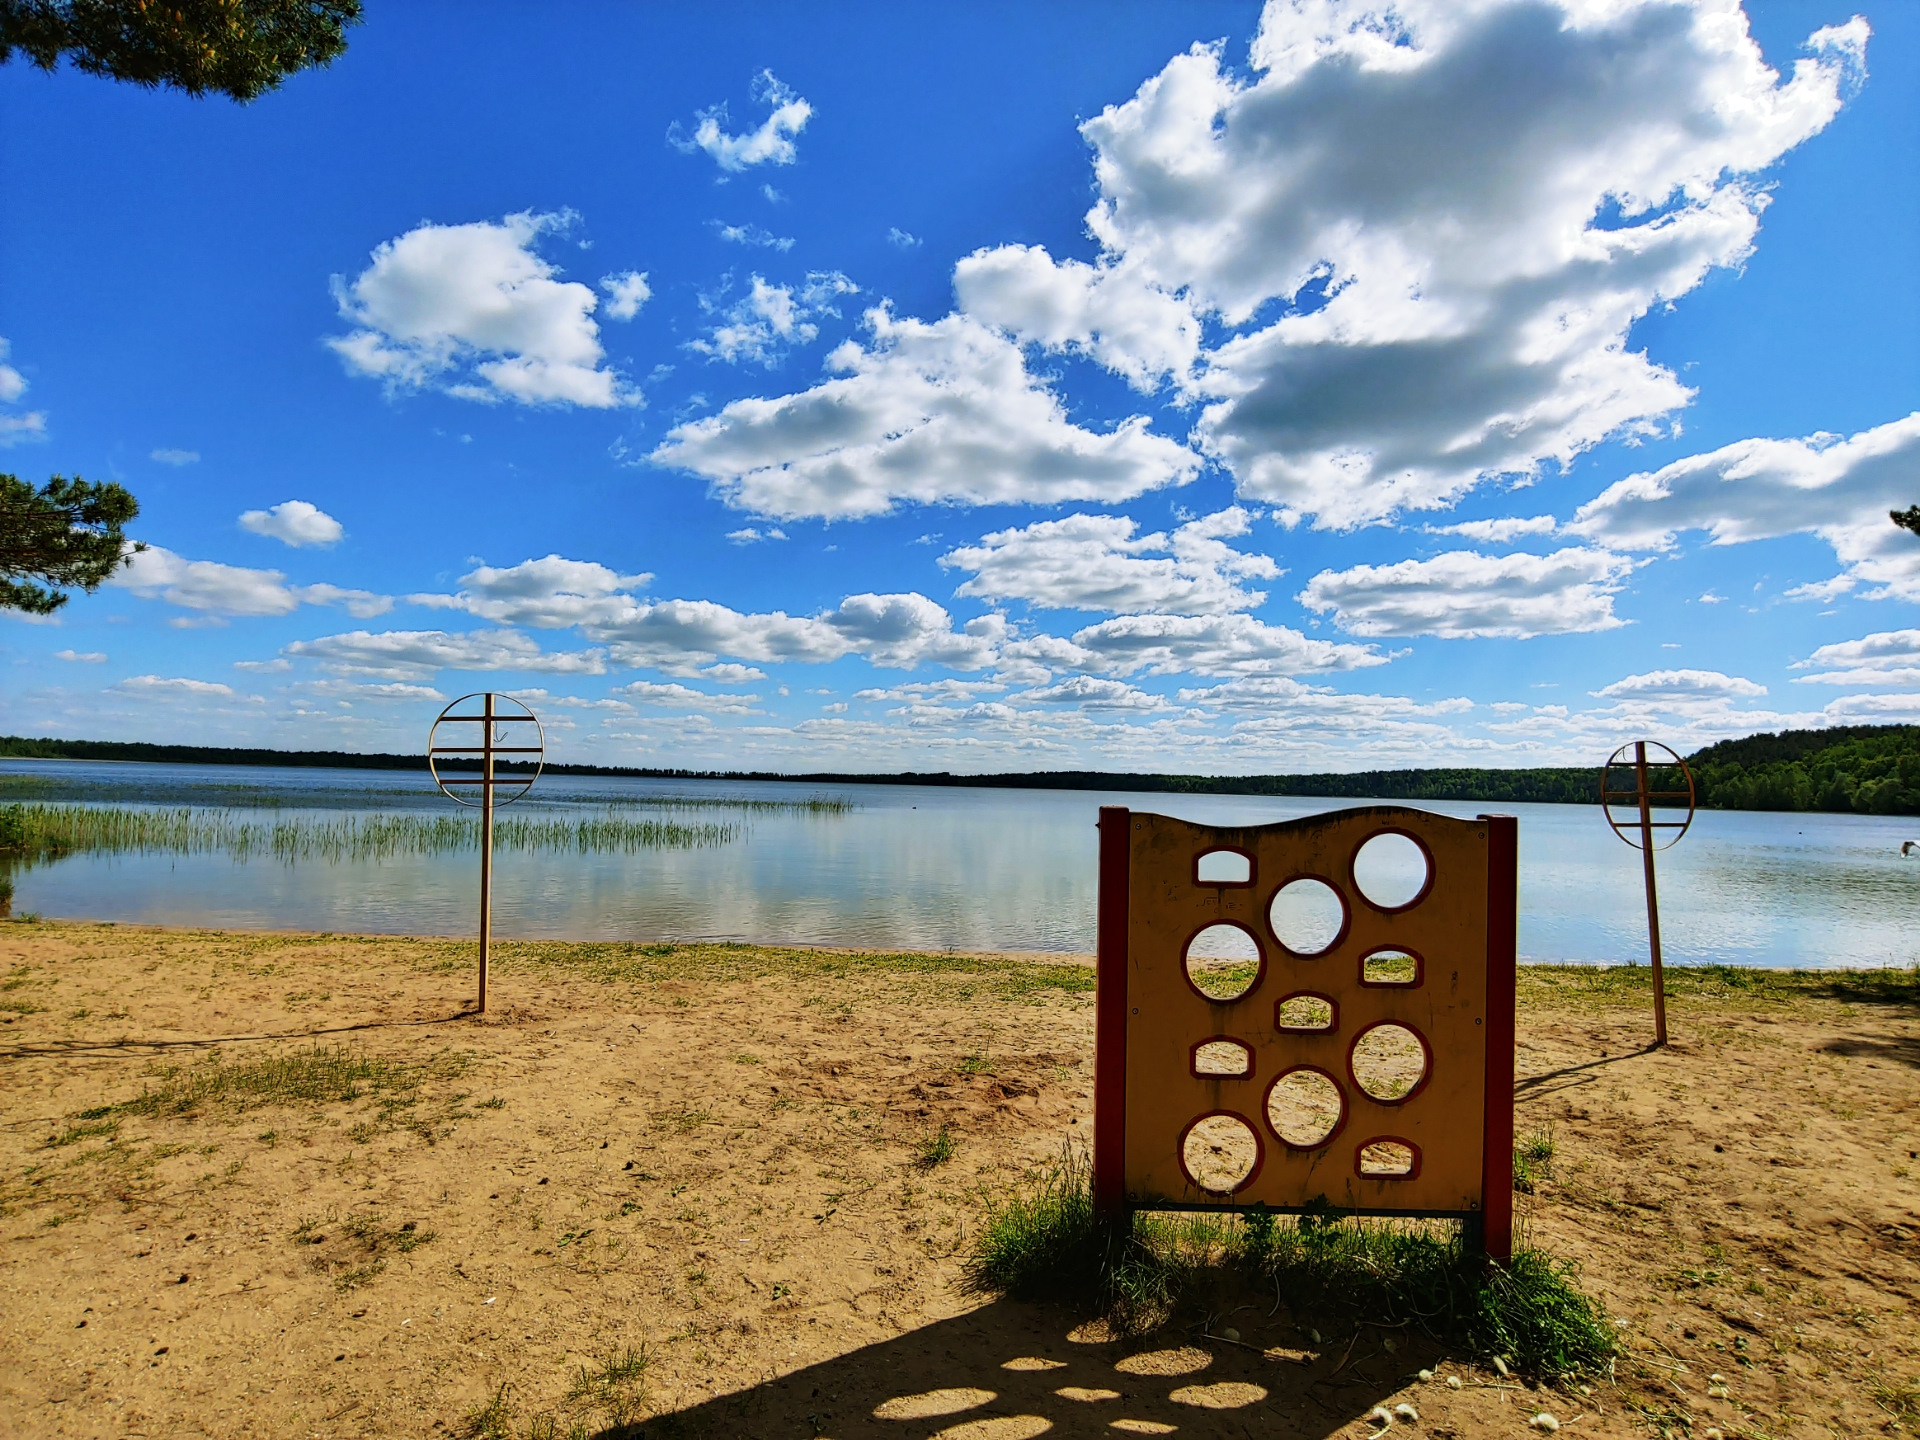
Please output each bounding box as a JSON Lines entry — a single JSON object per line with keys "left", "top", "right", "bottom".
{"left": 597, "top": 1297, "right": 1416, "bottom": 1439}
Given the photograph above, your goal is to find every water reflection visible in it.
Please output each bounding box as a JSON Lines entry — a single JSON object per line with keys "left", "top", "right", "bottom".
{"left": 5, "top": 761, "right": 1917, "bottom": 969}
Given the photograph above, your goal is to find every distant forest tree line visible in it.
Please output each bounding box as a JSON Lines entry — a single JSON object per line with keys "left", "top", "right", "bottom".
{"left": 2, "top": 723, "right": 1916, "bottom": 816}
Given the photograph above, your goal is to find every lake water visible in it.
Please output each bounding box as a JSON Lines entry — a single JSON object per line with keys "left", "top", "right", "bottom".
{"left": 5, "top": 759, "right": 1918, "bottom": 969}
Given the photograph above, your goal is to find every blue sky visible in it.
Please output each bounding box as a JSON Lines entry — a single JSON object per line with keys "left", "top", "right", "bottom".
{"left": 2, "top": 0, "right": 1916, "bottom": 773}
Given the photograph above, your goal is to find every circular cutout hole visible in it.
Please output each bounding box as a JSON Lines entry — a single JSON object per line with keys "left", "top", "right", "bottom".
{"left": 1267, "top": 878, "right": 1346, "bottom": 956}
{"left": 1265, "top": 1068, "right": 1345, "bottom": 1149}
{"left": 1274, "top": 993, "right": 1335, "bottom": 1032}
{"left": 1181, "top": 1113, "right": 1260, "bottom": 1194}
{"left": 1360, "top": 948, "right": 1419, "bottom": 986}
{"left": 1351, "top": 832, "right": 1431, "bottom": 910}
{"left": 1358, "top": 1139, "right": 1418, "bottom": 1177}
{"left": 1193, "top": 1039, "right": 1252, "bottom": 1077}
{"left": 1184, "top": 924, "right": 1262, "bottom": 1002}
{"left": 1350, "top": 1023, "right": 1429, "bottom": 1103}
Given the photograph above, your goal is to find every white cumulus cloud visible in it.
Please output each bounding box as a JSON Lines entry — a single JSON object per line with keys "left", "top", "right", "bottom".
{"left": 327, "top": 211, "right": 636, "bottom": 409}
{"left": 284, "top": 628, "right": 608, "bottom": 680}
{"left": 112, "top": 546, "right": 391, "bottom": 619}
{"left": 1022, "top": 612, "right": 1384, "bottom": 678}
{"left": 712, "top": 221, "right": 795, "bottom": 252}
{"left": 1591, "top": 668, "right": 1768, "bottom": 700}
{"left": 1569, "top": 413, "right": 1920, "bottom": 601}
{"left": 1790, "top": 629, "right": 1920, "bottom": 687}
{"left": 671, "top": 70, "right": 812, "bottom": 172}
{"left": 955, "top": 242, "right": 1201, "bottom": 392}
{"left": 1299, "top": 547, "right": 1633, "bottom": 639}
{"left": 1007, "top": 0, "right": 1868, "bottom": 528}
{"left": 652, "top": 306, "right": 1199, "bottom": 519}
{"left": 54, "top": 649, "right": 106, "bottom": 663}
{"left": 239, "top": 500, "right": 345, "bottom": 548}
{"left": 599, "top": 271, "right": 652, "bottom": 321}
{"left": 113, "top": 675, "right": 235, "bottom": 698}
{"left": 689, "top": 273, "right": 855, "bottom": 368}
{"left": 942, "top": 507, "right": 1279, "bottom": 614}
{"left": 1423, "top": 516, "right": 1558, "bottom": 544}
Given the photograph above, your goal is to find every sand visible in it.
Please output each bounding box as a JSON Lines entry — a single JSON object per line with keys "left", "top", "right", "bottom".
{"left": 1, "top": 922, "right": 1916, "bottom": 1438}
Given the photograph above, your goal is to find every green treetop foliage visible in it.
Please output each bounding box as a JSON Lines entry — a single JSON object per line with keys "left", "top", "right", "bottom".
{"left": 1688, "top": 724, "right": 1920, "bottom": 816}
{"left": 0, "top": 473, "right": 143, "bottom": 614}
{"left": 1894, "top": 505, "right": 1920, "bottom": 537}
{"left": 1, "top": 0, "right": 360, "bottom": 101}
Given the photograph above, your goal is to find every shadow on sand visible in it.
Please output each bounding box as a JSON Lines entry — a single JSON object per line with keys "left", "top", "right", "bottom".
{"left": 599, "top": 1296, "right": 1436, "bottom": 1439}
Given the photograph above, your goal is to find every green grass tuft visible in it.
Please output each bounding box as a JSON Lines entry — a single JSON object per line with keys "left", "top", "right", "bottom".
{"left": 912, "top": 1126, "right": 957, "bottom": 1169}
{"left": 968, "top": 1147, "right": 1615, "bottom": 1381}
{"left": 1513, "top": 1125, "right": 1556, "bottom": 1194}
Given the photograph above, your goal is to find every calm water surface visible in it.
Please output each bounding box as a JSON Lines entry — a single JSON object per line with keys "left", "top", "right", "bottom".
{"left": 6, "top": 759, "right": 1918, "bottom": 969}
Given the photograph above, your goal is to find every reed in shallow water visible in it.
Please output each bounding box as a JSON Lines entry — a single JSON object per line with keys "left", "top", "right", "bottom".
{"left": 0, "top": 803, "right": 740, "bottom": 863}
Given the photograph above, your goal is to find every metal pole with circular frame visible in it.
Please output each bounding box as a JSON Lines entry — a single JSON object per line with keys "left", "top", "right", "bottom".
{"left": 1600, "top": 740, "right": 1696, "bottom": 1046}
{"left": 428, "top": 693, "right": 544, "bottom": 1013}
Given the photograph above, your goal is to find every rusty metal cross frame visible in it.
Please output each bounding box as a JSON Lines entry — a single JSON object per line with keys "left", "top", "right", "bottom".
{"left": 428, "top": 693, "right": 544, "bottom": 1013}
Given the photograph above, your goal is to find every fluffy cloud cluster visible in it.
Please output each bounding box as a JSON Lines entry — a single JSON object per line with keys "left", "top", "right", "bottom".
{"left": 1299, "top": 547, "right": 1633, "bottom": 638}
{"left": 407, "top": 554, "right": 1002, "bottom": 675}
{"left": 1792, "top": 629, "right": 1920, "bottom": 687}
{"left": 690, "top": 272, "right": 856, "bottom": 367}
{"left": 1008, "top": 612, "right": 1383, "bottom": 679}
{"left": 1570, "top": 413, "right": 1920, "bottom": 601}
{"left": 286, "top": 628, "right": 607, "bottom": 679}
{"left": 653, "top": 307, "right": 1199, "bottom": 518}
{"left": 1591, "top": 669, "right": 1767, "bottom": 701}
{"left": 942, "top": 507, "right": 1279, "bottom": 614}
{"left": 240, "top": 500, "right": 344, "bottom": 548}
{"left": 328, "top": 211, "right": 638, "bottom": 408}
{"left": 959, "top": 0, "right": 1866, "bottom": 528}
{"left": 112, "top": 547, "right": 389, "bottom": 620}
{"left": 671, "top": 71, "right": 812, "bottom": 172}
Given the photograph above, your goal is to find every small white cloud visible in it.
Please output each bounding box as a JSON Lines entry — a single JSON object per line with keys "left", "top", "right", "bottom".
{"left": 599, "top": 271, "right": 652, "bottom": 321}
{"left": 150, "top": 448, "right": 200, "bottom": 467}
{"left": 1697, "top": 590, "right": 1725, "bottom": 605}
{"left": 1299, "top": 548, "right": 1633, "bottom": 639}
{"left": 113, "top": 675, "right": 235, "bottom": 698}
{"left": 0, "top": 411, "right": 47, "bottom": 447}
{"left": 327, "top": 210, "right": 637, "bottom": 409}
{"left": 54, "top": 649, "right": 106, "bottom": 663}
{"left": 234, "top": 658, "right": 292, "bottom": 673}
{"left": 1423, "top": 516, "right": 1558, "bottom": 544}
{"left": 701, "top": 662, "right": 767, "bottom": 683}
{"left": 887, "top": 228, "right": 922, "bottom": 250}
{"left": 239, "top": 500, "right": 345, "bottom": 548}
{"left": 1591, "top": 669, "right": 1767, "bottom": 701}
{"left": 670, "top": 70, "right": 813, "bottom": 172}
{"left": 726, "top": 526, "right": 788, "bottom": 544}
{"left": 689, "top": 272, "right": 854, "bottom": 368}
{"left": 0, "top": 338, "right": 24, "bottom": 402}
{"left": 712, "top": 221, "right": 795, "bottom": 252}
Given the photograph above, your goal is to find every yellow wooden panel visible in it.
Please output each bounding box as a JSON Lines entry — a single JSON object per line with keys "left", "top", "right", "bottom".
{"left": 1122, "top": 806, "right": 1492, "bottom": 1214}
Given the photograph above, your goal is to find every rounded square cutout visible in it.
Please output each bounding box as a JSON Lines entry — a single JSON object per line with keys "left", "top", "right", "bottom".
{"left": 1194, "top": 847, "right": 1253, "bottom": 886}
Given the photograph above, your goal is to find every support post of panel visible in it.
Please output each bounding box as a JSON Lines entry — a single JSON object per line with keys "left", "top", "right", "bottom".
{"left": 478, "top": 692, "right": 494, "bottom": 1015}
{"left": 1634, "top": 741, "right": 1668, "bottom": 1046}
{"left": 1478, "top": 813, "right": 1518, "bottom": 1263}
{"left": 1094, "top": 806, "right": 1131, "bottom": 1219}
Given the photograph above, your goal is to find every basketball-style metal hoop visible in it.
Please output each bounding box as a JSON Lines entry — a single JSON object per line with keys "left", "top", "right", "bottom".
{"left": 429, "top": 693, "right": 544, "bottom": 1013}
{"left": 1600, "top": 740, "right": 1696, "bottom": 1046}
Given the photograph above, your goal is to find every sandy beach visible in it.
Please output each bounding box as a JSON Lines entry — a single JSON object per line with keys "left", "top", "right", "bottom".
{"left": 2, "top": 921, "right": 1916, "bottom": 1438}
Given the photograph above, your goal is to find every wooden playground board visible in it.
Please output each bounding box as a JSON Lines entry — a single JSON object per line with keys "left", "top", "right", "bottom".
{"left": 1094, "top": 805, "right": 1517, "bottom": 1257}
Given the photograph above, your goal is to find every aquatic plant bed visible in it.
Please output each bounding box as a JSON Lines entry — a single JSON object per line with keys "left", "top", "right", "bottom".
{"left": 0, "top": 923, "right": 1914, "bottom": 1438}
